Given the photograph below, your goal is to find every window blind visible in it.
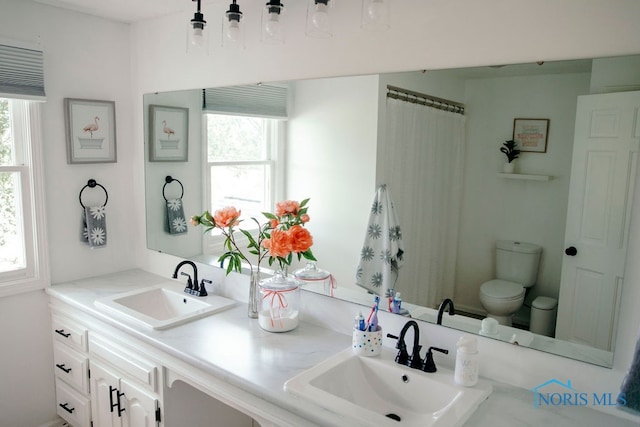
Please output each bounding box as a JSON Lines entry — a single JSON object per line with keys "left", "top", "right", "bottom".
{"left": 0, "top": 42, "right": 46, "bottom": 100}
{"left": 203, "top": 84, "right": 287, "bottom": 118}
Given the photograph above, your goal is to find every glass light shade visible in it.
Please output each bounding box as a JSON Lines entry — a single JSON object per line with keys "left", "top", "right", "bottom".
{"left": 223, "top": 16, "right": 244, "bottom": 48}
{"left": 261, "top": 3, "right": 285, "bottom": 44}
{"left": 306, "top": 0, "right": 332, "bottom": 38}
{"left": 361, "top": 0, "right": 390, "bottom": 31}
{"left": 187, "top": 22, "right": 209, "bottom": 54}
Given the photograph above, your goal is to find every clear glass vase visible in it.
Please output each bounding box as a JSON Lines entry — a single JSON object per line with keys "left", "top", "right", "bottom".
{"left": 258, "top": 270, "right": 300, "bottom": 332}
{"left": 247, "top": 267, "right": 260, "bottom": 319}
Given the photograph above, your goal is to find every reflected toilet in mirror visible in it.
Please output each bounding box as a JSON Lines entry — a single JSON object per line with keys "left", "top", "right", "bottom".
{"left": 478, "top": 240, "right": 542, "bottom": 326}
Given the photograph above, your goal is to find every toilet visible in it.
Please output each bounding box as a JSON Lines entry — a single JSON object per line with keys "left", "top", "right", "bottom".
{"left": 479, "top": 240, "right": 542, "bottom": 326}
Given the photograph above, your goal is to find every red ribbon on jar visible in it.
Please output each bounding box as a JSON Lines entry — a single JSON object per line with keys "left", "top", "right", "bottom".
{"left": 261, "top": 286, "right": 298, "bottom": 328}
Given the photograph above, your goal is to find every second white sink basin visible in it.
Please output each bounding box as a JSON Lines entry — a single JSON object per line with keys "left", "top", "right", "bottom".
{"left": 285, "top": 347, "right": 491, "bottom": 427}
{"left": 95, "top": 282, "right": 235, "bottom": 330}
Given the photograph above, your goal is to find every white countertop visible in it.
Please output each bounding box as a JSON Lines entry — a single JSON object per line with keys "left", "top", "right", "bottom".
{"left": 46, "top": 269, "right": 638, "bottom": 427}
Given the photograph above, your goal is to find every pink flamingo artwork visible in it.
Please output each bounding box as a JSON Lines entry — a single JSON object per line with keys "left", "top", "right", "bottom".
{"left": 162, "top": 120, "right": 176, "bottom": 139}
{"left": 82, "top": 116, "right": 100, "bottom": 138}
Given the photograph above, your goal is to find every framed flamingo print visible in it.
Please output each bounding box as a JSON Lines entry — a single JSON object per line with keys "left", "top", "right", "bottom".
{"left": 65, "top": 98, "right": 117, "bottom": 164}
{"left": 149, "top": 105, "right": 189, "bottom": 162}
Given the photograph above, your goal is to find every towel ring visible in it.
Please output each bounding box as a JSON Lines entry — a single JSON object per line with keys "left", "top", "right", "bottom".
{"left": 79, "top": 179, "right": 108, "bottom": 209}
{"left": 163, "top": 176, "right": 184, "bottom": 202}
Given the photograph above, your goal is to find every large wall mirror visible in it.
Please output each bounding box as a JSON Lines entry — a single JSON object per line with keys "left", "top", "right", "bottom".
{"left": 144, "top": 55, "right": 640, "bottom": 368}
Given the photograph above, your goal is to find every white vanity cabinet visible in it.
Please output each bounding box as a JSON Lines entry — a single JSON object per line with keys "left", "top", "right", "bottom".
{"left": 89, "top": 334, "right": 162, "bottom": 427}
{"left": 51, "top": 313, "right": 92, "bottom": 427}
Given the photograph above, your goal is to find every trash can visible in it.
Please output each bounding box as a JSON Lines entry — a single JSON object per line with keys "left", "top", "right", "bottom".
{"left": 529, "top": 296, "right": 557, "bottom": 337}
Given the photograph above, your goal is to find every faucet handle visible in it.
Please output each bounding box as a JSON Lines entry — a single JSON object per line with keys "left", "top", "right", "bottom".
{"left": 196, "top": 279, "right": 212, "bottom": 297}
{"left": 181, "top": 272, "right": 194, "bottom": 294}
{"left": 409, "top": 344, "right": 423, "bottom": 369}
{"left": 421, "top": 346, "right": 449, "bottom": 373}
{"left": 386, "top": 333, "right": 410, "bottom": 365}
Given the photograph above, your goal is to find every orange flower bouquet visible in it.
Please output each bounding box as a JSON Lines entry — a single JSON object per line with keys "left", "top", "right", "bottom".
{"left": 190, "top": 199, "right": 316, "bottom": 275}
{"left": 191, "top": 199, "right": 316, "bottom": 320}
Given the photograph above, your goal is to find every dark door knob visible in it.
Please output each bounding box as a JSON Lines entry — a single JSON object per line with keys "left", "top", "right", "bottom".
{"left": 565, "top": 246, "right": 578, "bottom": 256}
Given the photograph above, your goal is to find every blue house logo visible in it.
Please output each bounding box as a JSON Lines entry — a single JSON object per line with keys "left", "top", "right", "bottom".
{"left": 531, "top": 378, "right": 626, "bottom": 408}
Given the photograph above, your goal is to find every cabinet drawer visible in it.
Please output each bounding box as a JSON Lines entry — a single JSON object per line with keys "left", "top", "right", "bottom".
{"left": 52, "top": 316, "right": 88, "bottom": 352}
{"left": 56, "top": 380, "right": 91, "bottom": 427}
{"left": 53, "top": 342, "right": 89, "bottom": 394}
{"left": 90, "top": 335, "right": 159, "bottom": 392}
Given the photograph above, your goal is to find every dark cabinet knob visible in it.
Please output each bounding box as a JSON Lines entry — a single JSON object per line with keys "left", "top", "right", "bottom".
{"left": 565, "top": 246, "right": 578, "bottom": 256}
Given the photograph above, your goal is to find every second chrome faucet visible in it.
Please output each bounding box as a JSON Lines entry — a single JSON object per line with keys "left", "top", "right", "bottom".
{"left": 387, "top": 320, "right": 449, "bottom": 372}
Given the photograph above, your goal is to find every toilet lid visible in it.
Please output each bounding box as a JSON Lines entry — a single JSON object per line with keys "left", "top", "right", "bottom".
{"left": 480, "top": 279, "right": 525, "bottom": 300}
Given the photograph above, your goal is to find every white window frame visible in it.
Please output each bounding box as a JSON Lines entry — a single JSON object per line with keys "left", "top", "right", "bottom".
{"left": 202, "top": 114, "right": 286, "bottom": 258}
{"left": 0, "top": 99, "right": 49, "bottom": 296}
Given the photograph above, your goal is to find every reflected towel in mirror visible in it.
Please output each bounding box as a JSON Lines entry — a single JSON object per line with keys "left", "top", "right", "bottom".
{"left": 166, "top": 198, "right": 187, "bottom": 235}
{"left": 355, "top": 184, "right": 404, "bottom": 297}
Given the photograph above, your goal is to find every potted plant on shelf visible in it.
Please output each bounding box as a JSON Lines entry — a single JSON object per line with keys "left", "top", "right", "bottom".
{"left": 500, "top": 139, "right": 520, "bottom": 173}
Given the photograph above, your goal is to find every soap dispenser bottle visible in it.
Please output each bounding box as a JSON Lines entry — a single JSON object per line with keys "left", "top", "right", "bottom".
{"left": 454, "top": 335, "right": 479, "bottom": 387}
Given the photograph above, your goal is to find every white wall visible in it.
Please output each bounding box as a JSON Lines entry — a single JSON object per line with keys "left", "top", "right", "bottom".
{"left": 455, "top": 72, "right": 592, "bottom": 314}
{"left": 287, "top": 75, "right": 379, "bottom": 287}
{"left": 1, "top": 0, "right": 134, "bottom": 424}
{"left": 0, "top": 290, "right": 55, "bottom": 426}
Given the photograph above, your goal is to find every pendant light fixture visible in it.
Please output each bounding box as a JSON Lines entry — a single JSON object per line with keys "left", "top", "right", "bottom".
{"left": 223, "top": 0, "right": 244, "bottom": 47}
{"left": 361, "top": 0, "right": 390, "bottom": 31}
{"left": 262, "top": 0, "right": 285, "bottom": 44}
{"left": 187, "top": 0, "right": 208, "bottom": 53}
{"left": 306, "top": 0, "right": 332, "bottom": 38}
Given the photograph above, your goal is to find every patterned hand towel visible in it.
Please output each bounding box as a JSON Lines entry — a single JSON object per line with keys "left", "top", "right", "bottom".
{"left": 81, "top": 206, "right": 107, "bottom": 247}
{"left": 619, "top": 326, "right": 640, "bottom": 413}
{"left": 355, "top": 184, "right": 404, "bottom": 297}
{"left": 166, "top": 198, "right": 187, "bottom": 235}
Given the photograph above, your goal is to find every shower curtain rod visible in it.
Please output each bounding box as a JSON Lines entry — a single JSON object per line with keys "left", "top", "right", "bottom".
{"left": 386, "top": 85, "right": 465, "bottom": 115}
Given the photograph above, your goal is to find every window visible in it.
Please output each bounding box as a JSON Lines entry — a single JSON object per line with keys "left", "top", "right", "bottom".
{"left": 204, "top": 113, "right": 284, "bottom": 253}
{"left": 0, "top": 98, "right": 47, "bottom": 295}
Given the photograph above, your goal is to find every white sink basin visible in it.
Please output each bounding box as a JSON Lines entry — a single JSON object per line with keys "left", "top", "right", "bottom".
{"left": 285, "top": 348, "right": 491, "bottom": 427}
{"left": 94, "top": 282, "right": 235, "bottom": 330}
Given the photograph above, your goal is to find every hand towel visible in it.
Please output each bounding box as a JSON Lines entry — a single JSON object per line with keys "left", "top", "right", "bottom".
{"left": 619, "top": 326, "right": 640, "bottom": 413}
{"left": 80, "top": 206, "right": 107, "bottom": 248}
{"left": 166, "top": 198, "right": 187, "bottom": 235}
{"left": 355, "top": 184, "right": 404, "bottom": 297}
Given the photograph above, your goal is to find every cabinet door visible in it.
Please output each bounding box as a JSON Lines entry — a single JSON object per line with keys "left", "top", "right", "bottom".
{"left": 90, "top": 360, "right": 122, "bottom": 427}
{"left": 120, "top": 378, "right": 159, "bottom": 427}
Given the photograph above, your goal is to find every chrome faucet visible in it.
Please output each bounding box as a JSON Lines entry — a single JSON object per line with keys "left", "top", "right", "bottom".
{"left": 172, "top": 260, "right": 208, "bottom": 297}
{"left": 437, "top": 298, "right": 455, "bottom": 325}
{"left": 388, "top": 320, "right": 449, "bottom": 372}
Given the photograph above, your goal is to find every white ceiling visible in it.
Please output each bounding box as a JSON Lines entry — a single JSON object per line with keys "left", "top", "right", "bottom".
{"left": 34, "top": 0, "right": 192, "bottom": 23}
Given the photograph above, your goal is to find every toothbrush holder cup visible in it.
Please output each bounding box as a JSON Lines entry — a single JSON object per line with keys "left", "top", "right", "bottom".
{"left": 352, "top": 326, "right": 383, "bottom": 357}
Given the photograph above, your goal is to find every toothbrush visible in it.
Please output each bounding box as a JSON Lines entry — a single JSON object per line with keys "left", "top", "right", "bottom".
{"left": 366, "top": 295, "right": 380, "bottom": 331}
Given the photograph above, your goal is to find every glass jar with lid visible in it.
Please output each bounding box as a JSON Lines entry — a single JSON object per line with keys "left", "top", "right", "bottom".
{"left": 258, "top": 270, "right": 300, "bottom": 332}
{"left": 293, "top": 261, "right": 335, "bottom": 296}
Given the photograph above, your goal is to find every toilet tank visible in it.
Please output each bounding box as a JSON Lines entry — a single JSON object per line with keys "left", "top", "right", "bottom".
{"left": 495, "top": 240, "right": 542, "bottom": 287}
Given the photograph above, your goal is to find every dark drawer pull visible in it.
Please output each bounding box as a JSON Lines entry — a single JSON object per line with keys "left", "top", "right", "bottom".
{"left": 59, "top": 402, "right": 75, "bottom": 414}
{"left": 109, "top": 385, "right": 117, "bottom": 413}
{"left": 55, "top": 329, "right": 71, "bottom": 338}
{"left": 56, "top": 363, "right": 72, "bottom": 374}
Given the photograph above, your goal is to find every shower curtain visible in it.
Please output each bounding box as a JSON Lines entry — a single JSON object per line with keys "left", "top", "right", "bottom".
{"left": 378, "top": 97, "right": 466, "bottom": 308}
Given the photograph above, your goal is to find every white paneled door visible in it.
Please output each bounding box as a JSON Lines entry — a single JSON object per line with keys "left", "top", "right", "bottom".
{"left": 556, "top": 91, "right": 640, "bottom": 351}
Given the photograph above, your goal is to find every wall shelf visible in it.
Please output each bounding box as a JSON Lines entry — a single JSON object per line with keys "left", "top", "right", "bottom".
{"left": 496, "top": 173, "right": 553, "bottom": 181}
